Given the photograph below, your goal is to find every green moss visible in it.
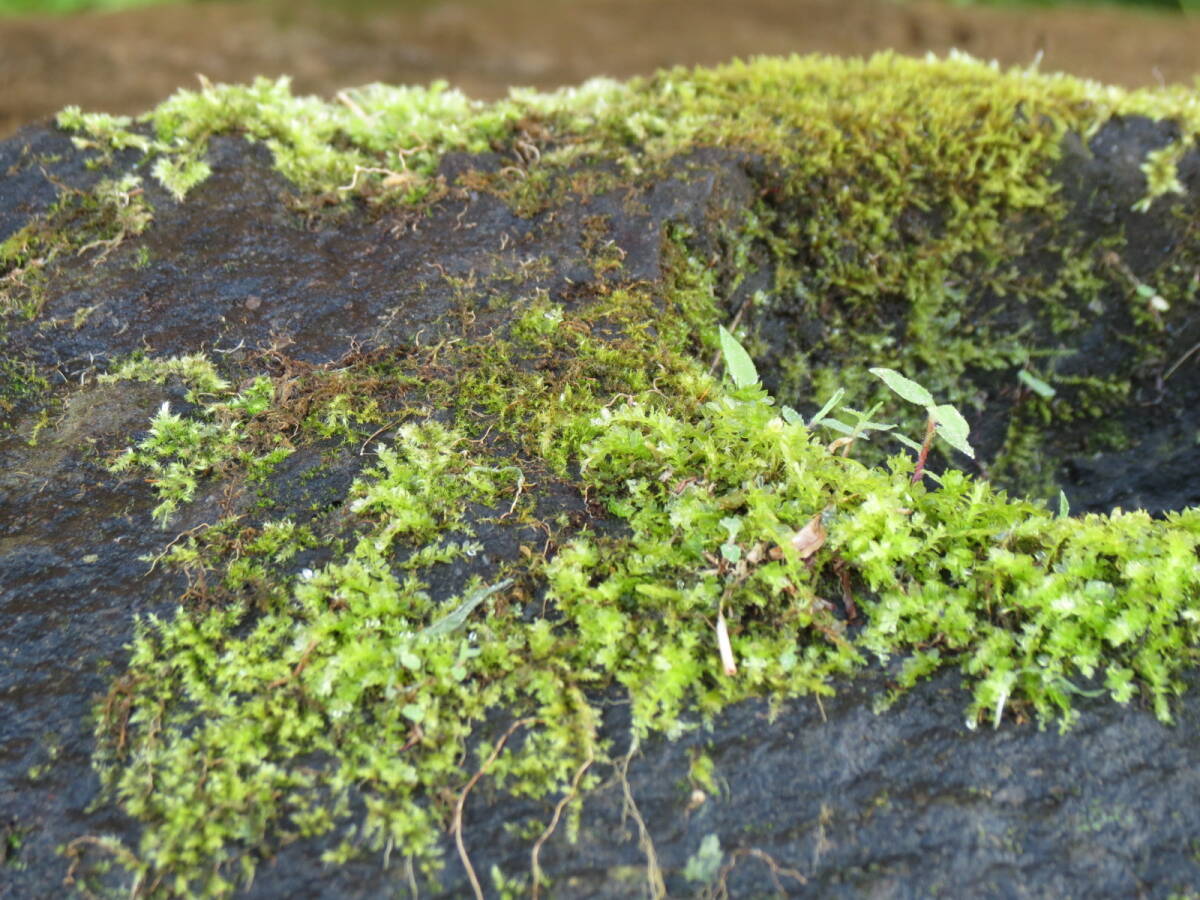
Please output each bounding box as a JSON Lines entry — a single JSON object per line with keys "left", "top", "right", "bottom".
{"left": 1136, "top": 140, "right": 1191, "bottom": 213}
{"left": 101, "top": 352, "right": 231, "bottom": 399}
{"left": 41, "top": 53, "right": 1200, "bottom": 894}
{"left": 89, "top": 269, "right": 1200, "bottom": 892}
{"left": 0, "top": 357, "right": 49, "bottom": 422}
{"left": 104, "top": 366, "right": 285, "bottom": 525}
{"left": 0, "top": 172, "right": 152, "bottom": 343}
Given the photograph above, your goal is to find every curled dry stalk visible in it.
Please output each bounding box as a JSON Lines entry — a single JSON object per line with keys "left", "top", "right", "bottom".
{"left": 530, "top": 750, "right": 595, "bottom": 899}
{"left": 706, "top": 847, "right": 807, "bottom": 899}
{"left": 617, "top": 734, "right": 667, "bottom": 899}
{"left": 452, "top": 717, "right": 536, "bottom": 900}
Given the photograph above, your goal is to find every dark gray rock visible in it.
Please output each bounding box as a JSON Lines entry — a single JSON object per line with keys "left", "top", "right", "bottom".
{"left": 2, "top": 109, "right": 1200, "bottom": 899}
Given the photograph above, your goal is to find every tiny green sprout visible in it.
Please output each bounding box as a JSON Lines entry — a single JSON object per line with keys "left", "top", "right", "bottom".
{"left": 802, "top": 389, "right": 845, "bottom": 429}
{"left": 683, "top": 833, "right": 724, "bottom": 885}
{"left": 787, "top": 383, "right": 896, "bottom": 457}
{"left": 718, "top": 516, "right": 743, "bottom": 563}
{"left": 808, "top": 401, "right": 895, "bottom": 456}
{"left": 869, "top": 367, "right": 974, "bottom": 483}
{"left": 793, "top": 386, "right": 895, "bottom": 456}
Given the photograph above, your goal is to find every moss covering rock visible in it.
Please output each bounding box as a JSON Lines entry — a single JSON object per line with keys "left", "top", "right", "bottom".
{"left": 2, "top": 53, "right": 1200, "bottom": 896}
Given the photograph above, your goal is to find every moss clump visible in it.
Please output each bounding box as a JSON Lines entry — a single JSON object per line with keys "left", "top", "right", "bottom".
{"left": 103, "top": 356, "right": 286, "bottom": 524}
{"left": 95, "top": 421, "right": 550, "bottom": 894}
{"left": 1, "top": 172, "right": 151, "bottom": 319}
{"left": 0, "top": 357, "right": 49, "bottom": 422}
{"left": 87, "top": 282, "right": 1200, "bottom": 893}
{"left": 34, "top": 53, "right": 1200, "bottom": 894}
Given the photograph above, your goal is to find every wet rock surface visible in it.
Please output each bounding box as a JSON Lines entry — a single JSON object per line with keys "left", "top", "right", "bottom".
{"left": 2, "top": 110, "right": 1200, "bottom": 898}
{"left": 210, "top": 665, "right": 1200, "bottom": 899}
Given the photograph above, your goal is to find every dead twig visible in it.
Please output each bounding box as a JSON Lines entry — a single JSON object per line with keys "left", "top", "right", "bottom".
{"left": 530, "top": 750, "right": 595, "bottom": 898}
{"left": 617, "top": 735, "right": 667, "bottom": 898}
{"left": 143, "top": 521, "right": 215, "bottom": 576}
{"left": 499, "top": 471, "right": 533, "bottom": 521}
{"left": 63, "top": 835, "right": 144, "bottom": 900}
{"left": 266, "top": 637, "right": 320, "bottom": 690}
{"left": 1162, "top": 339, "right": 1200, "bottom": 383}
{"left": 359, "top": 418, "right": 406, "bottom": 456}
{"left": 452, "top": 717, "right": 536, "bottom": 900}
{"left": 710, "top": 846, "right": 806, "bottom": 899}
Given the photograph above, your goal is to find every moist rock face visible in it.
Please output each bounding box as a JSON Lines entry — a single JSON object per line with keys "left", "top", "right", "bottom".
{"left": 3, "top": 56, "right": 1200, "bottom": 897}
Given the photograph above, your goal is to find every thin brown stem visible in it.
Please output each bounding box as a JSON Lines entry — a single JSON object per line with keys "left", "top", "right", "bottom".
{"left": 531, "top": 751, "right": 595, "bottom": 899}
{"left": 452, "top": 717, "right": 536, "bottom": 900}
{"left": 617, "top": 736, "right": 667, "bottom": 898}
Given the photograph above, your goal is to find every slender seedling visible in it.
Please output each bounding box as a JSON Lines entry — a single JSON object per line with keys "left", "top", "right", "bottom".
{"left": 868, "top": 367, "right": 974, "bottom": 483}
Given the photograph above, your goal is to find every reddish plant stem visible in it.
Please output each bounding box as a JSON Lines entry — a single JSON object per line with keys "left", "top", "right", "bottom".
{"left": 911, "top": 413, "right": 937, "bottom": 484}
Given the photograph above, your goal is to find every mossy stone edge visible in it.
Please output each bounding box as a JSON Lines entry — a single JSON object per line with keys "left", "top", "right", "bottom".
{"left": 2, "top": 52, "right": 1200, "bottom": 895}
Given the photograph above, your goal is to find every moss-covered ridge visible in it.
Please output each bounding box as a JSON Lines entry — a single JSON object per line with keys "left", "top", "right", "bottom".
{"left": 15, "top": 54, "right": 1199, "bottom": 894}
{"left": 13, "top": 52, "right": 1200, "bottom": 494}
{"left": 48, "top": 51, "right": 1200, "bottom": 204}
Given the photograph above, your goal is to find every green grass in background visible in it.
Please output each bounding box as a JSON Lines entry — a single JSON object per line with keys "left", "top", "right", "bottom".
{"left": 0, "top": 0, "right": 160, "bottom": 13}
{"left": 0, "top": 0, "right": 444, "bottom": 15}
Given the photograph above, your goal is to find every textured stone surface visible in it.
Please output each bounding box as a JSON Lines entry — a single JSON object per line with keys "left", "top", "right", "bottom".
{"left": 2, "top": 102, "right": 1200, "bottom": 897}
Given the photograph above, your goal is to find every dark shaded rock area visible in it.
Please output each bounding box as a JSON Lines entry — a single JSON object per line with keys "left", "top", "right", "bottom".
{"left": 1048, "top": 116, "right": 1200, "bottom": 514}
{"left": 3, "top": 116, "right": 1200, "bottom": 898}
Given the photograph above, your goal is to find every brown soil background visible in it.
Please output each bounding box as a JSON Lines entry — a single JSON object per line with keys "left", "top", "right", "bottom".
{"left": 1, "top": 0, "right": 1198, "bottom": 140}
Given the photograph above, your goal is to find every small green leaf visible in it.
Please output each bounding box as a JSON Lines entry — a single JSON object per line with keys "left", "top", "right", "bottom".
{"left": 870, "top": 367, "right": 934, "bottom": 407}
{"left": 807, "top": 389, "right": 845, "bottom": 428}
{"left": 1057, "top": 490, "right": 1070, "bottom": 518}
{"left": 683, "top": 833, "right": 724, "bottom": 885}
{"left": 422, "top": 578, "right": 513, "bottom": 638}
{"left": 718, "top": 326, "right": 759, "bottom": 390}
{"left": 781, "top": 405, "right": 803, "bottom": 425}
{"left": 1053, "top": 676, "right": 1105, "bottom": 699}
{"left": 820, "top": 417, "right": 857, "bottom": 436}
{"left": 1017, "top": 370, "right": 1056, "bottom": 399}
{"left": 931, "top": 404, "right": 974, "bottom": 459}
{"left": 719, "top": 517, "right": 743, "bottom": 562}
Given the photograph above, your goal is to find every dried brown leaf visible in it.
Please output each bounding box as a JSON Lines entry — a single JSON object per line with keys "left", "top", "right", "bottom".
{"left": 789, "top": 513, "right": 827, "bottom": 559}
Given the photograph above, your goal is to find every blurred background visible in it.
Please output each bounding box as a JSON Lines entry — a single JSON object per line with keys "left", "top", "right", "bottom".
{"left": 1, "top": 0, "right": 1198, "bottom": 139}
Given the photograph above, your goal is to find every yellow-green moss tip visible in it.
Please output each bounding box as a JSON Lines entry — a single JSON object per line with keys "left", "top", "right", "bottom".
{"left": 54, "top": 52, "right": 1200, "bottom": 204}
